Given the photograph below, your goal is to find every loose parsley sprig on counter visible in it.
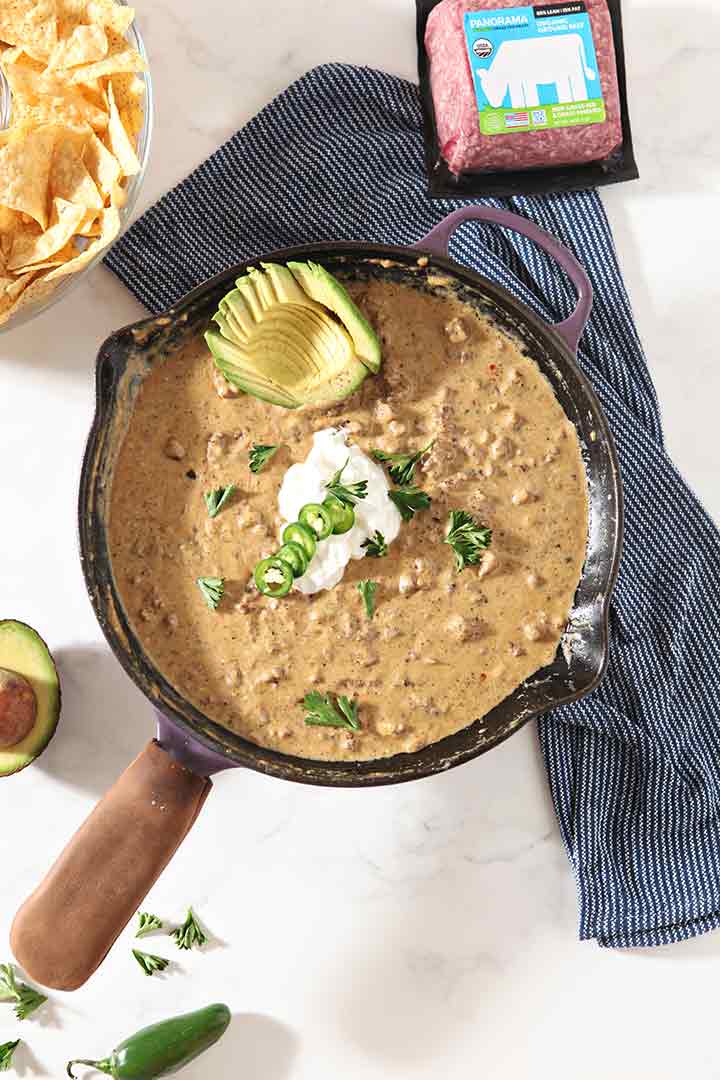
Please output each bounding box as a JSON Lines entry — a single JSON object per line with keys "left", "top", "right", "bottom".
{"left": 361, "top": 530, "right": 387, "bottom": 558}
{"left": 135, "top": 912, "right": 163, "bottom": 938}
{"left": 249, "top": 444, "right": 282, "bottom": 473}
{"left": 204, "top": 484, "right": 236, "bottom": 518}
{"left": 445, "top": 510, "right": 492, "bottom": 571}
{"left": 303, "top": 691, "right": 360, "bottom": 731}
{"left": 0, "top": 965, "right": 46, "bottom": 1022}
{"left": 325, "top": 458, "right": 368, "bottom": 507}
{"left": 372, "top": 440, "right": 434, "bottom": 486}
{"left": 357, "top": 580, "right": 377, "bottom": 619}
{"left": 0, "top": 1040, "right": 19, "bottom": 1072}
{"left": 389, "top": 486, "right": 432, "bottom": 522}
{"left": 132, "top": 949, "right": 169, "bottom": 977}
{"left": 172, "top": 908, "right": 208, "bottom": 951}
{"left": 197, "top": 576, "right": 225, "bottom": 610}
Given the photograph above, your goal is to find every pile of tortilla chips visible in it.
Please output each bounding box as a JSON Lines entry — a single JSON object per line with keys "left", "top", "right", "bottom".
{"left": 0, "top": 0, "right": 146, "bottom": 327}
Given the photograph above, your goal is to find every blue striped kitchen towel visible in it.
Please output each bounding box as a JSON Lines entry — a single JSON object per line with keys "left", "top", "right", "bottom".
{"left": 106, "top": 63, "right": 720, "bottom": 948}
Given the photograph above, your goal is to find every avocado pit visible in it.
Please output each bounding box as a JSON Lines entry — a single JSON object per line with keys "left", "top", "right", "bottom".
{"left": 0, "top": 667, "right": 37, "bottom": 748}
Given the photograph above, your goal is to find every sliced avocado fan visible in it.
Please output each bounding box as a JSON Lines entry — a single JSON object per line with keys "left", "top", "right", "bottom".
{"left": 0, "top": 620, "right": 61, "bottom": 778}
{"left": 205, "top": 262, "right": 381, "bottom": 408}
{"left": 287, "top": 261, "right": 381, "bottom": 373}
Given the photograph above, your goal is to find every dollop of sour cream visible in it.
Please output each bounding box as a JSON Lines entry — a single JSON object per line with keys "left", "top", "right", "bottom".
{"left": 277, "top": 427, "right": 402, "bottom": 594}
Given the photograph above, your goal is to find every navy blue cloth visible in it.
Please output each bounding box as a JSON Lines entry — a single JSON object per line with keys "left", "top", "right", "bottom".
{"left": 106, "top": 63, "right": 720, "bottom": 948}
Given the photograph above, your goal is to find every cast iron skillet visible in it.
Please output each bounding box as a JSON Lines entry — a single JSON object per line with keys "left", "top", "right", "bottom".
{"left": 11, "top": 206, "right": 622, "bottom": 991}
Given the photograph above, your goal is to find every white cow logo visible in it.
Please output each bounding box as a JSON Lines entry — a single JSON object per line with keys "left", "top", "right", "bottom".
{"left": 478, "top": 33, "right": 596, "bottom": 109}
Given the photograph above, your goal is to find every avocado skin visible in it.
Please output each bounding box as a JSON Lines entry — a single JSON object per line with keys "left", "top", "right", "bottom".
{"left": 287, "top": 261, "right": 382, "bottom": 373}
{"left": 205, "top": 263, "right": 371, "bottom": 408}
{"left": 0, "top": 620, "right": 61, "bottom": 778}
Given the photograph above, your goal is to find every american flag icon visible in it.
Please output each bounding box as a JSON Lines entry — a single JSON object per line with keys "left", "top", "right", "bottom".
{"left": 505, "top": 112, "right": 530, "bottom": 127}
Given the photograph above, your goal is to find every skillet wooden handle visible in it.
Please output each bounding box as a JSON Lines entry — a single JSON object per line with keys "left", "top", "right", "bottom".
{"left": 10, "top": 740, "right": 211, "bottom": 990}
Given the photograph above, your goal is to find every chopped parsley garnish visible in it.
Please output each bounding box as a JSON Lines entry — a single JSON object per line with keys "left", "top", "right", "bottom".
{"left": 325, "top": 458, "right": 368, "bottom": 507}
{"left": 303, "top": 691, "right": 360, "bottom": 731}
{"left": 249, "top": 444, "right": 282, "bottom": 473}
{"left": 357, "top": 580, "right": 377, "bottom": 619}
{"left": 0, "top": 965, "right": 46, "bottom": 1021}
{"left": 204, "top": 484, "right": 236, "bottom": 518}
{"left": 445, "top": 509, "right": 492, "bottom": 572}
{"left": 135, "top": 911, "right": 163, "bottom": 938}
{"left": 172, "top": 908, "right": 208, "bottom": 951}
{"left": 197, "top": 576, "right": 225, "bottom": 610}
{"left": 389, "top": 486, "right": 431, "bottom": 522}
{"left": 372, "top": 440, "right": 434, "bottom": 486}
{"left": 132, "top": 949, "right": 169, "bottom": 977}
{"left": 0, "top": 1040, "right": 20, "bottom": 1072}
{"left": 361, "top": 530, "right": 388, "bottom": 558}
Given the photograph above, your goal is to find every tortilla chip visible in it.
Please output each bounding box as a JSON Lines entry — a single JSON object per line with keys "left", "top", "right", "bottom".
{"left": 76, "top": 208, "right": 101, "bottom": 235}
{"left": 0, "top": 268, "right": 63, "bottom": 325}
{"left": 8, "top": 196, "right": 85, "bottom": 269}
{"left": 5, "top": 64, "right": 109, "bottom": 132}
{"left": 112, "top": 71, "right": 145, "bottom": 139}
{"left": 83, "top": 130, "right": 120, "bottom": 196}
{"left": 0, "top": 124, "right": 57, "bottom": 229}
{"left": 44, "top": 204, "right": 120, "bottom": 279}
{"left": 0, "top": 0, "right": 57, "bottom": 57}
{"left": 0, "top": 269, "right": 38, "bottom": 324}
{"left": 12, "top": 238, "right": 79, "bottom": 272}
{"left": 47, "top": 23, "right": 108, "bottom": 69}
{"left": 104, "top": 80, "right": 139, "bottom": 176}
{"left": 59, "top": 0, "right": 134, "bottom": 36}
{"left": 67, "top": 45, "right": 145, "bottom": 84}
{"left": 50, "top": 131, "right": 104, "bottom": 208}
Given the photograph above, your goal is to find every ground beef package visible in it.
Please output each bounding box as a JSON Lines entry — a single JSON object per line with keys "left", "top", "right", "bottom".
{"left": 418, "top": 0, "right": 638, "bottom": 197}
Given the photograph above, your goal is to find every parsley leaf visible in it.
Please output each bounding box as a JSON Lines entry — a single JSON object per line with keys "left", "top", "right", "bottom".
{"left": 372, "top": 440, "right": 434, "bottom": 486}
{"left": 361, "top": 530, "right": 388, "bottom": 558}
{"left": 135, "top": 911, "right": 163, "bottom": 938}
{"left": 197, "top": 576, "right": 224, "bottom": 610}
{"left": 357, "top": 580, "right": 377, "bottom": 619}
{"left": 445, "top": 509, "right": 492, "bottom": 572}
{"left": 0, "top": 965, "right": 46, "bottom": 1022}
{"left": 325, "top": 458, "right": 368, "bottom": 507}
{"left": 389, "top": 486, "right": 432, "bottom": 522}
{"left": 172, "top": 908, "right": 208, "bottom": 951}
{"left": 249, "top": 444, "right": 282, "bottom": 473}
{"left": 0, "top": 1040, "right": 19, "bottom": 1072}
{"left": 132, "top": 949, "right": 169, "bottom": 977}
{"left": 204, "top": 484, "right": 236, "bottom": 518}
{"left": 303, "top": 691, "right": 360, "bottom": 731}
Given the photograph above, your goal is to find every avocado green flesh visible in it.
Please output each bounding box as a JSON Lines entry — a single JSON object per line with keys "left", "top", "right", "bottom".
{"left": 0, "top": 621, "right": 60, "bottom": 778}
{"left": 206, "top": 284, "right": 369, "bottom": 407}
{"left": 206, "top": 260, "right": 382, "bottom": 408}
{"left": 206, "top": 331, "right": 299, "bottom": 408}
{"left": 287, "top": 260, "right": 382, "bottom": 373}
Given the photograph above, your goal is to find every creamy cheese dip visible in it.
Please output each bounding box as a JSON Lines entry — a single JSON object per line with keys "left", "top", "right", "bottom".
{"left": 108, "top": 277, "right": 588, "bottom": 762}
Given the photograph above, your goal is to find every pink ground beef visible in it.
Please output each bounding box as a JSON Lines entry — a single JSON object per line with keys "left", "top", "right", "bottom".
{"left": 425, "top": 0, "right": 623, "bottom": 174}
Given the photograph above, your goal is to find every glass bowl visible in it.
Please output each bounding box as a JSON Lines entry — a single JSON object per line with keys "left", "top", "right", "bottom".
{"left": 0, "top": 14, "right": 153, "bottom": 333}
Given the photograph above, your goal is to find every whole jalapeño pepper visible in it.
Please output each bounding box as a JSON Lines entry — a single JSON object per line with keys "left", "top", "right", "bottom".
{"left": 66, "top": 1004, "right": 231, "bottom": 1080}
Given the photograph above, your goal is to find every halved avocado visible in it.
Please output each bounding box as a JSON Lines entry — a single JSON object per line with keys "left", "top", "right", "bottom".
{"left": 287, "top": 260, "right": 382, "bottom": 373}
{"left": 205, "top": 264, "right": 370, "bottom": 408}
{"left": 0, "top": 621, "right": 60, "bottom": 778}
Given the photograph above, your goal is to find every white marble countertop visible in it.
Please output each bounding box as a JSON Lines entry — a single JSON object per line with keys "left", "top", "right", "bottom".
{"left": 1, "top": 0, "right": 719, "bottom": 1076}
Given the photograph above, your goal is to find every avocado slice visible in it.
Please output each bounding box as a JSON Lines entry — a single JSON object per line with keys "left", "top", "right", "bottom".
{"left": 0, "top": 621, "right": 60, "bottom": 778}
{"left": 287, "top": 260, "right": 382, "bottom": 373}
{"left": 205, "top": 264, "right": 371, "bottom": 409}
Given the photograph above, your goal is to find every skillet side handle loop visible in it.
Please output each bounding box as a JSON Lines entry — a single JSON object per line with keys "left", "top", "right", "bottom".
{"left": 10, "top": 740, "right": 211, "bottom": 991}
{"left": 413, "top": 206, "right": 593, "bottom": 355}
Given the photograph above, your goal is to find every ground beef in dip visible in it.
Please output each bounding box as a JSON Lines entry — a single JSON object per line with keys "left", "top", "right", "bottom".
{"left": 108, "top": 278, "right": 588, "bottom": 761}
